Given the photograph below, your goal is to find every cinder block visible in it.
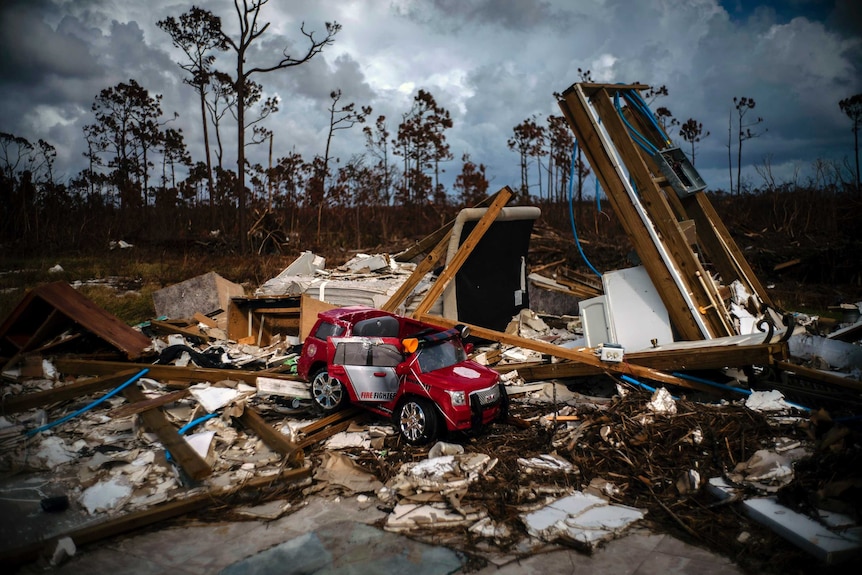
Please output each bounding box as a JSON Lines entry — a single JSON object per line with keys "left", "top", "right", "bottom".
{"left": 152, "top": 272, "right": 244, "bottom": 320}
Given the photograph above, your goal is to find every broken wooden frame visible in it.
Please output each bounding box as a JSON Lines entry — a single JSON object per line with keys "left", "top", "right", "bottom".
{"left": 557, "top": 83, "right": 775, "bottom": 341}
{"left": 0, "top": 282, "right": 152, "bottom": 371}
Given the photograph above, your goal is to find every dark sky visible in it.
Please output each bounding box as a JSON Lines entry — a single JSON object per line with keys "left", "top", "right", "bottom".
{"left": 1, "top": 0, "right": 860, "bottom": 194}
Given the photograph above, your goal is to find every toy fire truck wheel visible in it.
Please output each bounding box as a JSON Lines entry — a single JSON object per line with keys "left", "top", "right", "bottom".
{"left": 310, "top": 368, "right": 346, "bottom": 413}
{"left": 395, "top": 397, "right": 439, "bottom": 445}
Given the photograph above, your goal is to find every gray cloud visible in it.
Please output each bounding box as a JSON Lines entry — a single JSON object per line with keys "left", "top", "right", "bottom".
{"left": 0, "top": 0, "right": 859, "bottom": 193}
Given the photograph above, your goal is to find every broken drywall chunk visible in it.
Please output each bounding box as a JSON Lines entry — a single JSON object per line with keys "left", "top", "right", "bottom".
{"left": 727, "top": 449, "right": 796, "bottom": 492}
{"left": 189, "top": 383, "right": 240, "bottom": 412}
{"left": 385, "top": 502, "right": 486, "bottom": 531}
{"left": 256, "top": 376, "right": 311, "bottom": 400}
{"left": 744, "top": 497, "right": 862, "bottom": 564}
{"left": 745, "top": 390, "right": 794, "bottom": 412}
{"left": 80, "top": 477, "right": 132, "bottom": 514}
{"left": 48, "top": 537, "right": 76, "bottom": 567}
{"left": 522, "top": 491, "right": 644, "bottom": 552}
{"left": 34, "top": 436, "right": 77, "bottom": 468}
{"left": 313, "top": 451, "right": 383, "bottom": 494}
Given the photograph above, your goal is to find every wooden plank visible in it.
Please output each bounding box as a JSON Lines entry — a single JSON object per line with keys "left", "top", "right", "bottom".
{"left": 192, "top": 312, "right": 217, "bottom": 328}
{"left": 298, "top": 405, "right": 363, "bottom": 436}
{"left": 0, "top": 466, "right": 312, "bottom": 568}
{"left": 238, "top": 406, "right": 303, "bottom": 465}
{"left": 420, "top": 314, "right": 719, "bottom": 394}
{"left": 496, "top": 343, "right": 784, "bottom": 381}
{"left": 107, "top": 389, "right": 190, "bottom": 419}
{"left": 380, "top": 231, "right": 452, "bottom": 312}
{"left": 682, "top": 192, "right": 775, "bottom": 308}
{"left": 297, "top": 419, "right": 354, "bottom": 449}
{"left": 122, "top": 383, "right": 211, "bottom": 481}
{"left": 54, "top": 358, "right": 305, "bottom": 385}
{"left": 775, "top": 361, "right": 862, "bottom": 393}
{"left": 411, "top": 186, "right": 513, "bottom": 319}
{"left": 1, "top": 369, "right": 139, "bottom": 414}
{"left": 149, "top": 319, "right": 208, "bottom": 342}
{"left": 559, "top": 88, "right": 704, "bottom": 341}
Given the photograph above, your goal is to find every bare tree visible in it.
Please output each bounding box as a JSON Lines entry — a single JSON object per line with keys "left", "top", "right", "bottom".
{"left": 315, "top": 89, "right": 371, "bottom": 241}
{"left": 363, "top": 115, "right": 394, "bottom": 205}
{"left": 219, "top": 0, "right": 339, "bottom": 251}
{"left": 733, "top": 96, "right": 765, "bottom": 195}
{"left": 453, "top": 153, "right": 489, "bottom": 206}
{"left": 158, "top": 7, "right": 228, "bottom": 226}
{"left": 839, "top": 93, "right": 862, "bottom": 191}
{"left": 679, "top": 118, "right": 709, "bottom": 167}
{"left": 394, "top": 90, "right": 452, "bottom": 204}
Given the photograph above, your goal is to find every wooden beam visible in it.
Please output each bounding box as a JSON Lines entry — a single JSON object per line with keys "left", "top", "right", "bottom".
{"left": 411, "top": 186, "right": 513, "bottom": 319}
{"left": 421, "top": 314, "right": 719, "bottom": 394}
{"left": 149, "top": 319, "right": 208, "bottom": 342}
{"left": 54, "top": 358, "right": 304, "bottom": 386}
{"left": 238, "top": 406, "right": 303, "bottom": 465}
{"left": 496, "top": 342, "right": 785, "bottom": 380}
{"left": 107, "top": 389, "right": 190, "bottom": 419}
{"left": 298, "top": 405, "right": 363, "bottom": 436}
{"left": 122, "top": 383, "right": 211, "bottom": 481}
{"left": 1, "top": 369, "right": 140, "bottom": 414}
{"left": 681, "top": 193, "right": 775, "bottom": 309}
{"left": 0, "top": 467, "right": 312, "bottom": 568}
{"left": 775, "top": 361, "right": 862, "bottom": 394}
{"left": 380, "top": 231, "right": 452, "bottom": 313}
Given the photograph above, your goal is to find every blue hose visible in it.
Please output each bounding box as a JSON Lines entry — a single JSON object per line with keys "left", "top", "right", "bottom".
{"left": 614, "top": 92, "right": 659, "bottom": 155}
{"left": 671, "top": 371, "right": 810, "bottom": 411}
{"left": 25, "top": 369, "right": 149, "bottom": 437}
{"left": 177, "top": 412, "right": 219, "bottom": 435}
{"left": 569, "top": 141, "right": 602, "bottom": 279}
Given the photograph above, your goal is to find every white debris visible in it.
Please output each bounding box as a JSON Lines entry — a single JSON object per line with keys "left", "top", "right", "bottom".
{"left": 646, "top": 387, "right": 676, "bottom": 415}
{"left": 745, "top": 390, "right": 794, "bottom": 412}
{"left": 517, "top": 453, "right": 577, "bottom": 473}
{"left": 80, "top": 477, "right": 132, "bottom": 514}
{"left": 469, "top": 517, "right": 512, "bottom": 540}
{"left": 48, "top": 264, "right": 64, "bottom": 273}
{"left": 427, "top": 441, "right": 464, "bottom": 458}
{"left": 34, "top": 436, "right": 77, "bottom": 468}
{"left": 184, "top": 430, "right": 216, "bottom": 462}
{"left": 521, "top": 491, "right": 645, "bottom": 551}
{"left": 49, "top": 537, "right": 76, "bottom": 567}
{"left": 189, "top": 383, "right": 240, "bottom": 412}
{"left": 324, "top": 431, "right": 371, "bottom": 450}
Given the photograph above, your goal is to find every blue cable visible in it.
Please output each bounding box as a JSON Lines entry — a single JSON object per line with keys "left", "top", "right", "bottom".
{"left": 177, "top": 412, "right": 219, "bottom": 435}
{"left": 569, "top": 141, "right": 602, "bottom": 279}
{"left": 26, "top": 369, "right": 149, "bottom": 437}
{"left": 624, "top": 90, "right": 672, "bottom": 146}
{"left": 619, "top": 374, "right": 679, "bottom": 400}
{"left": 614, "top": 92, "right": 659, "bottom": 155}
{"left": 671, "top": 371, "right": 811, "bottom": 411}
{"left": 595, "top": 177, "right": 602, "bottom": 212}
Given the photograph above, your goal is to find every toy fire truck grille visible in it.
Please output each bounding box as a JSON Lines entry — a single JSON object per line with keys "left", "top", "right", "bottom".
{"left": 472, "top": 385, "right": 500, "bottom": 406}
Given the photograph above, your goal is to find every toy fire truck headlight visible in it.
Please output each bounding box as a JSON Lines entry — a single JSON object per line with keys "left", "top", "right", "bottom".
{"left": 447, "top": 390, "right": 466, "bottom": 406}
